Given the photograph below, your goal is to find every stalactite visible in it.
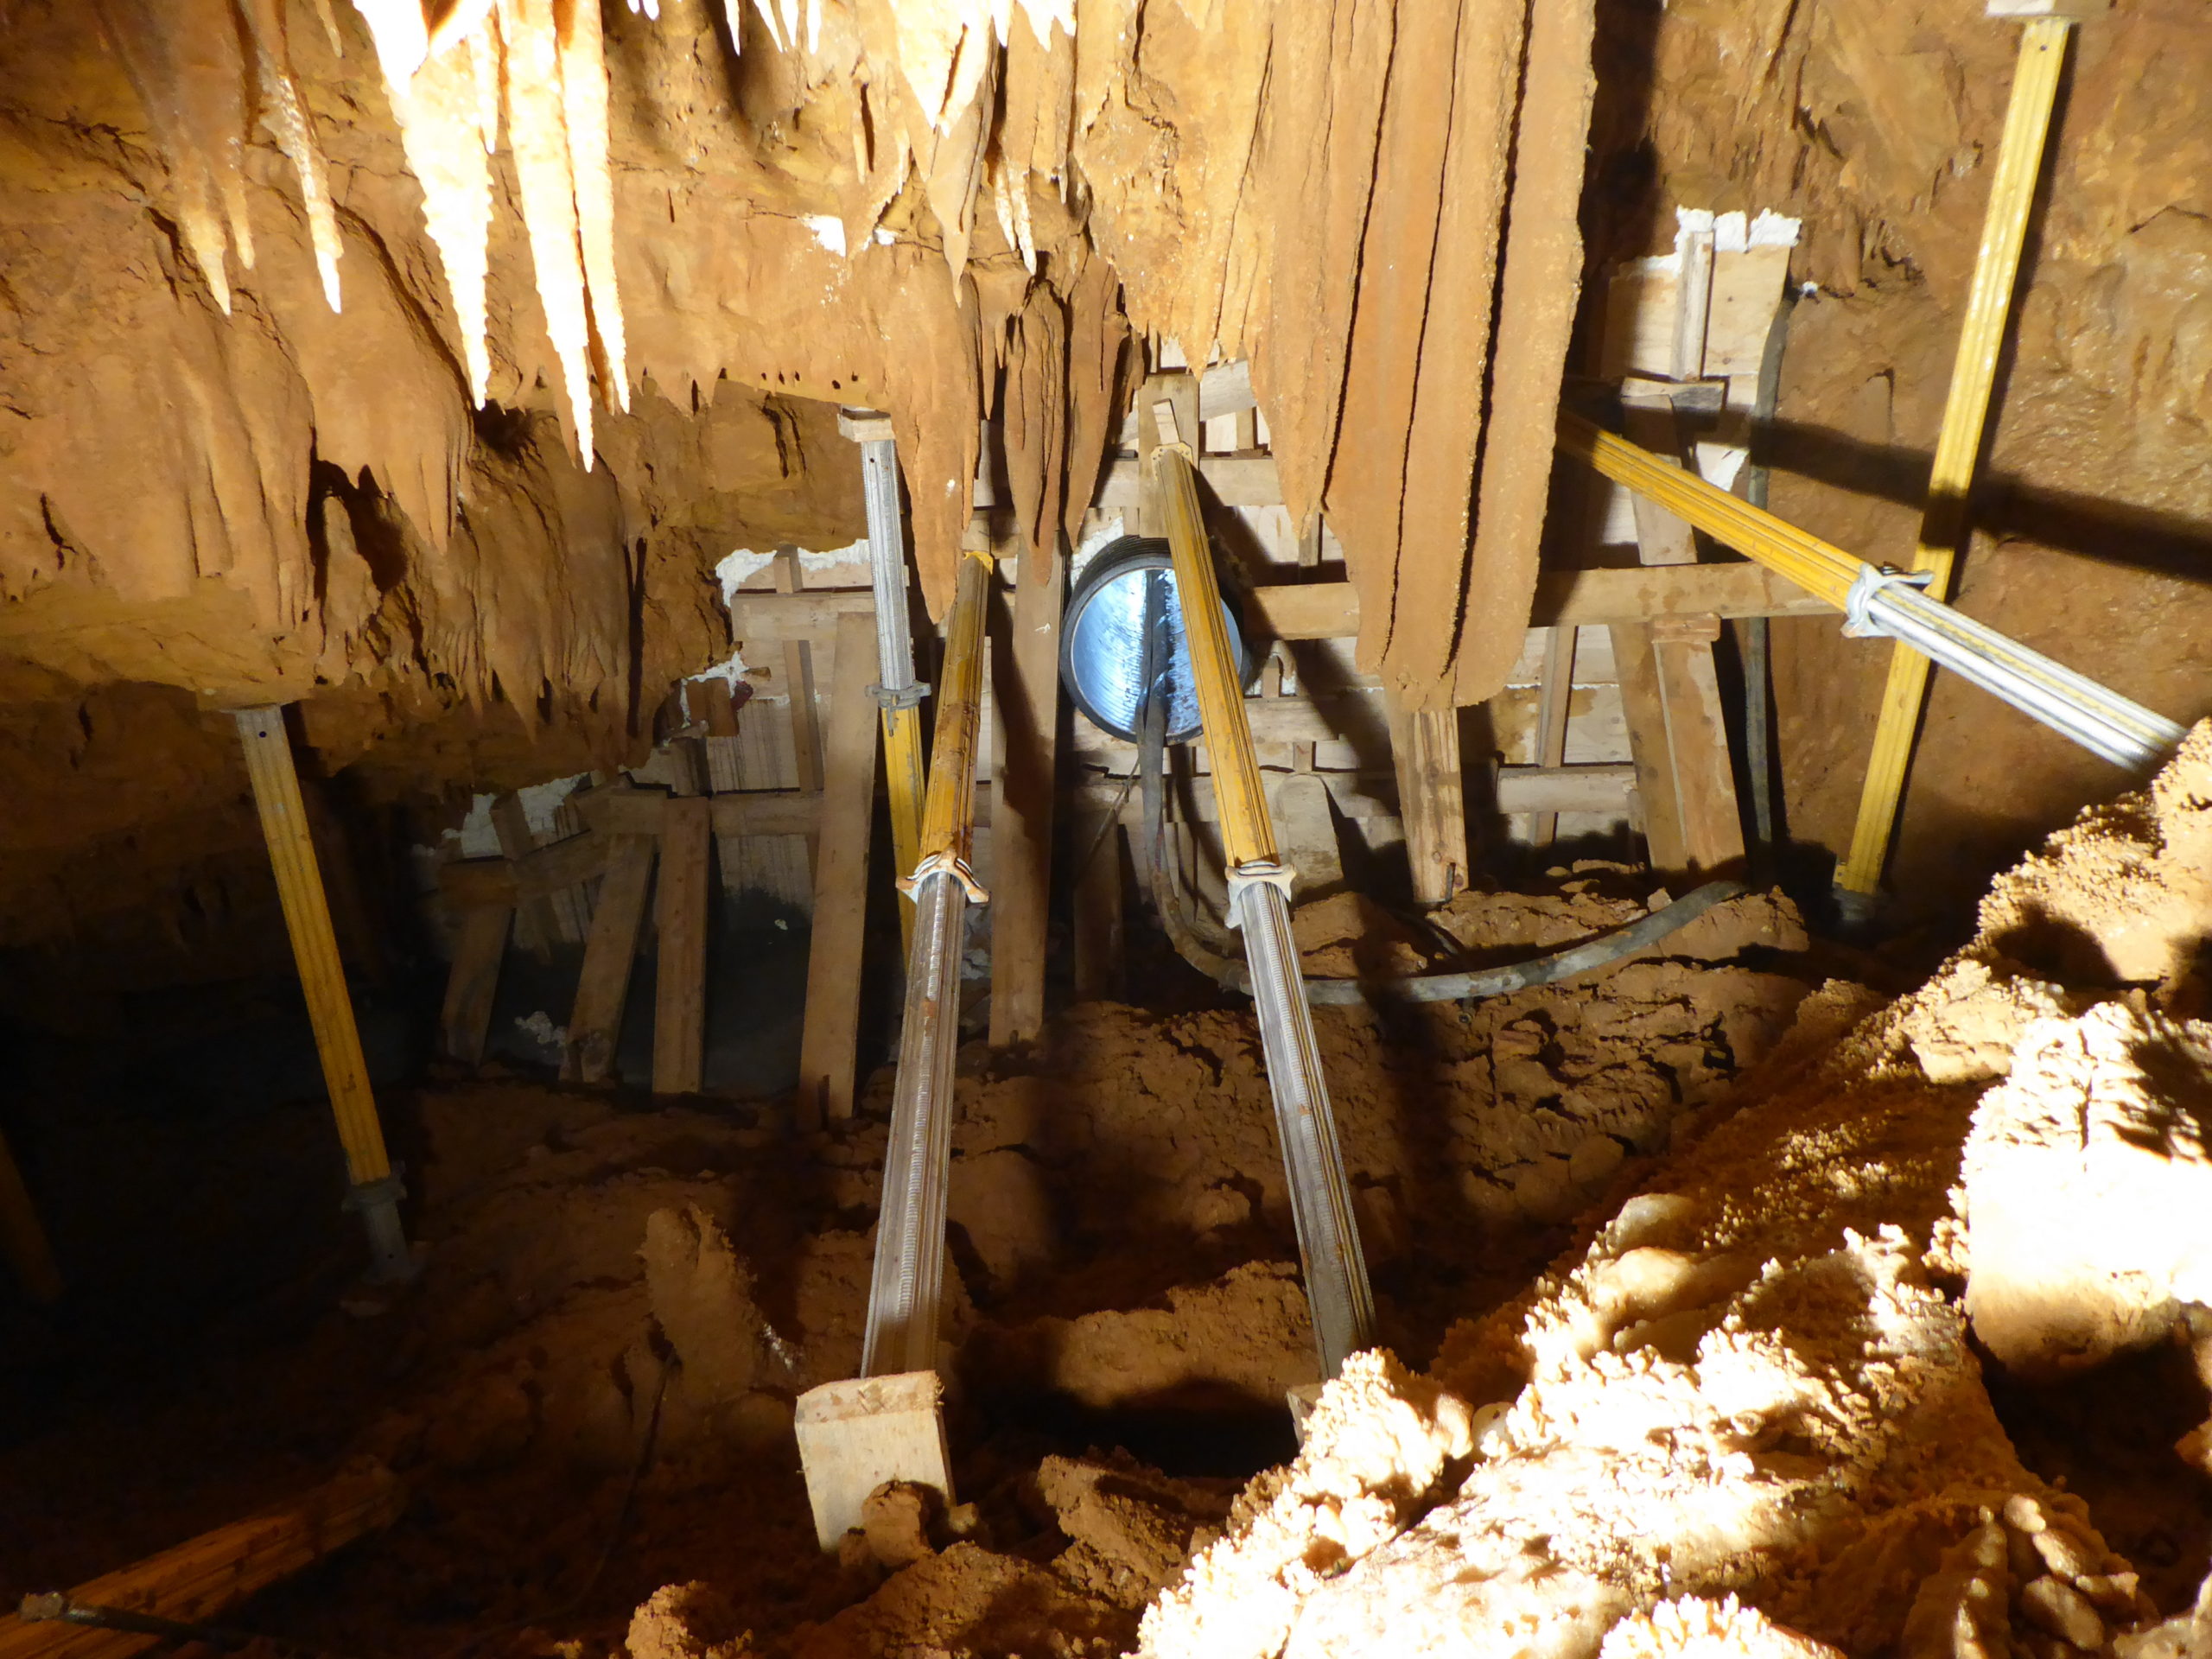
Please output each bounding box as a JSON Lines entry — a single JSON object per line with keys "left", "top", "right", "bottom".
{"left": 240, "top": 0, "right": 346, "bottom": 310}
{"left": 353, "top": 1, "right": 493, "bottom": 401}
{"left": 92, "top": 0, "right": 252, "bottom": 312}
{"left": 497, "top": 0, "right": 597, "bottom": 463}
{"left": 557, "top": 0, "right": 629, "bottom": 413}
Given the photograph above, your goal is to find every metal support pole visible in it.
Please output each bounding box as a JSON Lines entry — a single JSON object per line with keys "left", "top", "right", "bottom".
{"left": 861, "top": 550, "right": 992, "bottom": 1378}
{"left": 1144, "top": 391, "right": 1376, "bottom": 1378}
{"left": 846, "top": 412, "right": 930, "bottom": 951}
{"left": 232, "top": 707, "right": 412, "bottom": 1283}
{"left": 1837, "top": 15, "right": 2075, "bottom": 901}
{"left": 1556, "top": 416, "right": 2184, "bottom": 778}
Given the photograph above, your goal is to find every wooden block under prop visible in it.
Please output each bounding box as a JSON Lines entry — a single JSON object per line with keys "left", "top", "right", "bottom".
{"left": 794, "top": 1371, "right": 953, "bottom": 1553}
{"left": 0, "top": 1464, "right": 403, "bottom": 1659}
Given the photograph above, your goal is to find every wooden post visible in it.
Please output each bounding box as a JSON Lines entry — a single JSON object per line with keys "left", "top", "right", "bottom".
{"left": 1836, "top": 14, "right": 2077, "bottom": 901}
{"left": 652, "top": 796, "right": 711, "bottom": 1096}
{"left": 232, "top": 708, "right": 410, "bottom": 1281}
{"left": 798, "top": 613, "right": 883, "bottom": 1128}
{"left": 988, "top": 550, "right": 1065, "bottom": 1047}
{"left": 439, "top": 902, "right": 512, "bottom": 1065}
{"left": 563, "top": 831, "right": 657, "bottom": 1084}
{"left": 1529, "top": 626, "right": 1577, "bottom": 847}
{"left": 1610, "top": 625, "right": 1689, "bottom": 874}
{"left": 0, "top": 1125, "right": 61, "bottom": 1306}
{"left": 1650, "top": 615, "right": 1747, "bottom": 873}
{"left": 1385, "top": 700, "right": 1469, "bottom": 906}
{"left": 1072, "top": 814, "right": 1124, "bottom": 1002}
{"left": 777, "top": 549, "right": 825, "bottom": 796}
{"left": 1612, "top": 389, "right": 1745, "bottom": 879}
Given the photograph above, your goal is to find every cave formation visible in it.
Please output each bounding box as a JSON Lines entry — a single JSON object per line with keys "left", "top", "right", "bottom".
{"left": 4, "top": 1, "right": 2212, "bottom": 1656}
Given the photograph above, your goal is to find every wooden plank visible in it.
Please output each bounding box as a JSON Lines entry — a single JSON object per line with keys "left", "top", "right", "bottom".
{"left": 440, "top": 902, "right": 512, "bottom": 1065}
{"left": 1610, "top": 625, "right": 1688, "bottom": 874}
{"left": 1386, "top": 701, "right": 1469, "bottom": 905}
{"left": 439, "top": 826, "right": 611, "bottom": 910}
{"left": 1112, "top": 357, "right": 1255, "bottom": 444}
{"left": 652, "top": 795, "right": 712, "bottom": 1096}
{"left": 728, "top": 588, "right": 874, "bottom": 648}
{"left": 0, "top": 1466, "right": 404, "bottom": 1659}
{"left": 232, "top": 709, "right": 392, "bottom": 1187}
{"left": 989, "top": 550, "right": 1065, "bottom": 1047}
{"left": 563, "top": 831, "right": 656, "bottom": 1084}
{"left": 1072, "top": 815, "right": 1124, "bottom": 1002}
{"left": 1651, "top": 616, "right": 1747, "bottom": 873}
{"left": 798, "top": 612, "right": 883, "bottom": 1128}
{"left": 489, "top": 793, "right": 560, "bottom": 959}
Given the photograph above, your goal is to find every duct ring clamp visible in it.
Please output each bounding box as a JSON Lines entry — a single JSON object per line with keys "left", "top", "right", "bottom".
{"left": 899, "top": 849, "right": 989, "bottom": 904}
{"left": 870, "top": 681, "right": 930, "bottom": 710}
{"left": 1842, "top": 564, "right": 1935, "bottom": 639}
{"left": 1224, "top": 859, "right": 1297, "bottom": 929}
{"left": 342, "top": 1167, "right": 407, "bottom": 1213}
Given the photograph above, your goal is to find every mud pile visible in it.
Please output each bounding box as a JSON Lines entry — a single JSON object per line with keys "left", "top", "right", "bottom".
{"left": 0, "top": 884, "right": 1815, "bottom": 1659}
{"left": 1128, "top": 724, "right": 2212, "bottom": 1657}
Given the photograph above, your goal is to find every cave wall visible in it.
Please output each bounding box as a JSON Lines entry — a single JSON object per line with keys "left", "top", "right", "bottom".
{"left": 1604, "top": 0, "right": 2212, "bottom": 915}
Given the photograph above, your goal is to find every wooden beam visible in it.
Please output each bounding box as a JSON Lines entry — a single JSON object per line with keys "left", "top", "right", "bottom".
{"left": 563, "top": 831, "right": 656, "bottom": 1084}
{"left": 1495, "top": 763, "right": 1636, "bottom": 816}
{"left": 989, "top": 550, "right": 1064, "bottom": 1047}
{"left": 798, "top": 612, "right": 882, "bottom": 1128}
{"left": 1095, "top": 453, "right": 1284, "bottom": 511}
{"left": 438, "top": 825, "right": 611, "bottom": 910}
{"left": 439, "top": 902, "right": 512, "bottom": 1065}
{"left": 232, "top": 709, "right": 392, "bottom": 1189}
{"left": 1247, "top": 564, "right": 1832, "bottom": 642}
{"left": 0, "top": 1465, "right": 404, "bottom": 1659}
{"left": 652, "top": 795, "right": 711, "bottom": 1096}
{"left": 1386, "top": 702, "right": 1469, "bottom": 905}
